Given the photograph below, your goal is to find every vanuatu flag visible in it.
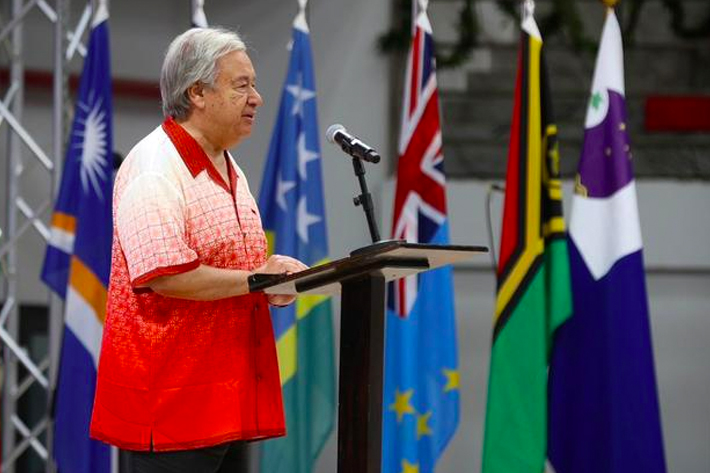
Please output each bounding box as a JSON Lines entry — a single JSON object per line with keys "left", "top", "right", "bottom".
{"left": 257, "top": 8, "right": 335, "bottom": 473}
{"left": 481, "top": 12, "right": 572, "bottom": 473}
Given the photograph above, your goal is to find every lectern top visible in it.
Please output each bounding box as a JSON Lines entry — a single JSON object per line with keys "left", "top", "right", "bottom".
{"left": 249, "top": 240, "right": 488, "bottom": 296}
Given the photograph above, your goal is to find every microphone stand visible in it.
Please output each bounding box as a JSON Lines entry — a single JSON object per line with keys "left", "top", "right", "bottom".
{"left": 351, "top": 156, "right": 381, "bottom": 244}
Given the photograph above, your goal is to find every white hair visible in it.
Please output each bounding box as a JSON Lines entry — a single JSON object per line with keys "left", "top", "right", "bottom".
{"left": 160, "top": 28, "right": 246, "bottom": 120}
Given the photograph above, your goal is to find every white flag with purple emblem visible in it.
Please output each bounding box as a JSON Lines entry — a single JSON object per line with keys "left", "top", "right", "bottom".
{"left": 547, "top": 10, "right": 666, "bottom": 473}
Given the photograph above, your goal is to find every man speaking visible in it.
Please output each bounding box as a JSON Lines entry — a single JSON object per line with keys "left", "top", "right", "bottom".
{"left": 90, "top": 28, "right": 306, "bottom": 472}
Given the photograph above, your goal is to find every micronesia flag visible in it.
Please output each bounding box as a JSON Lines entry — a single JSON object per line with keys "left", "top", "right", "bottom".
{"left": 548, "top": 9, "right": 667, "bottom": 473}
{"left": 383, "top": 7, "right": 459, "bottom": 473}
{"left": 258, "top": 7, "right": 335, "bottom": 473}
{"left": 40, "top": 2, "right": 113, "bottom": 472}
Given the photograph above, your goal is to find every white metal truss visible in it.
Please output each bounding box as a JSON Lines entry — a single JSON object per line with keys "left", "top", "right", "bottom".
{"left": 0, "top": 0, "right": 90, "bottom": 471}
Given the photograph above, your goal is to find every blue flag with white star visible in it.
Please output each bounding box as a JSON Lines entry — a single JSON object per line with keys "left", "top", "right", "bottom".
{"left": 257, "top": 11, "right": 335, "bottom": 473}
{"left": 40, "top": 3, "right": 113, "bottom": 473}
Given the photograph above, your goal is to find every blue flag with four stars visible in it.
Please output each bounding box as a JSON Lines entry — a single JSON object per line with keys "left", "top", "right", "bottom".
{"left": 383, "top": 8, "right": 460, "bottom": 473}
{"left": 257, "top": 9, "right": 336, "bottom": 473}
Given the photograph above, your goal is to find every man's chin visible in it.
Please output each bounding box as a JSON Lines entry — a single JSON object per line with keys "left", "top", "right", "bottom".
{"left": 238, "top": 129, "right": 252, "bottom": 141}
{"left": 238, "top": 121, "right": 253, "bottom": 133}
{"left": 227, "top": 129, "right": 252, "bottom": 149}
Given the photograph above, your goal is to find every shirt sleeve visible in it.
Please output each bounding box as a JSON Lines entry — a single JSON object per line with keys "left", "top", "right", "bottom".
{"left": 116, "top": 172, "right": 199, "bottom": 287}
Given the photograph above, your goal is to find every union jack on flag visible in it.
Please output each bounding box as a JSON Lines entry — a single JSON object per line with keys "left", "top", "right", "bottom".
{"left": 383, "top": 8, "right": 459, "bottom": 473}
{"left": 390, "top": 11, "right": 447, "bottom": 317}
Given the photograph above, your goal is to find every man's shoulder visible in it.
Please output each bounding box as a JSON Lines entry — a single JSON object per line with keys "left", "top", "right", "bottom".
{"left": 127, "top": 125, "right": 174, "bottom": 161}
{"left": 114, "top": 124, "right": 183, "bottom": 193}
{"left": 120, "top": 125, "right": 181, "bottom": 174}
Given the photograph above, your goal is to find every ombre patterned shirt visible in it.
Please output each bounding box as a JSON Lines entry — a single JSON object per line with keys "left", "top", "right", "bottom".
{"left": 90, "top": 118, "right": 285, "bottom": 451}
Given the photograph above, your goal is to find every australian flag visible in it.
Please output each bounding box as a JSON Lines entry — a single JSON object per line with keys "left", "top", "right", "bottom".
{"left": 547, "top": 10, "right": 667, "bottom": 473}
{"left": 257, "top": 8, "right": 335, "bottom": 473}
{"left": 383, "top": 8, "right": 459, "bottom": 473}
{"left": 41, "top": 3, "right": 113, "bottom": 472}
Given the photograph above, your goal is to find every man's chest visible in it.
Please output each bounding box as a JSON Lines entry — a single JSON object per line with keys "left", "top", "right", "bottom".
{"left": 181, "top": 173, "right": 266, "bottom": 269}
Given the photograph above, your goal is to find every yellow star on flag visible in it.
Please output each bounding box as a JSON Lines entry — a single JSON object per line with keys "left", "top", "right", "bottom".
{"left": 443, "top": 368, "right": 460, "bottom": 392}
{"left": 401, "top": 459, "right": 419, "bottom": 473}
{"left": 389, "top": 388, "right": 415, "bottom": 422}
{"left": 416, "top": 411, "right": 433, "bottom": 439}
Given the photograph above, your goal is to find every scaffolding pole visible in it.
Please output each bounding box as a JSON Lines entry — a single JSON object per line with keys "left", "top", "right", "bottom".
{"left": 0, "top": 0, "right": 85, "bottom": 471}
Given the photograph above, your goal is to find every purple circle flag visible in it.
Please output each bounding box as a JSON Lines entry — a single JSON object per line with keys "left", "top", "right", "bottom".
{"left": 577, "top": 90, "right": 634, "bottom": 199}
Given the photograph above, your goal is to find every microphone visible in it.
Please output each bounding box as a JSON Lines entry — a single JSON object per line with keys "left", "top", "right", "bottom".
{"left": 326, "top": 124, "right": 381, "bottom": 163}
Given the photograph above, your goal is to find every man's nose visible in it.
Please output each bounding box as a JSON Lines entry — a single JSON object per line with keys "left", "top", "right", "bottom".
{"left": 249, "top": 89, "right": 263, "bottom": 107}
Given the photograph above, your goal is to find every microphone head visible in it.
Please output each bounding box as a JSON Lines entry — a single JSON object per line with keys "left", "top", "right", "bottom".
{"left": 326, "top": 124, "right": 346, "bottom": 144}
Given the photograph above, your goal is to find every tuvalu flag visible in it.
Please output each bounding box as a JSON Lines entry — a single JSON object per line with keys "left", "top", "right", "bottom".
{"left": 547, "top": 9, "right": 667, "bottom": 473}
{"left": 481, "top": 10, "right": 572, "bottom": 473}
{"left": 383, "top": 6, "right": 459, "bottom": 473}
{"left": 257, "top": 7, "right": 335, "bottom": 473}
{"left": 40, "top": 2, "right": 113, "bottom": 472}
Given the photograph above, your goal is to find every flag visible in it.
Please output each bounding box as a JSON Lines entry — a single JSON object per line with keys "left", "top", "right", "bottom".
{"left": 191, "top": 0, "right": 208, "bottom": 28}
{"left": 548, "top": 10, "right": 666, "bottom": 473}
{"left": 383, "top": 9, "right": 458, "bottom": 473}
{"left": 481, "top": 12, "right": 572, "bottom": 473}
{"left": 40, "top": 3, "right": 113, "bottom": 472}
{"left": 257, "top": 9, "right": 335, "bottom": 473}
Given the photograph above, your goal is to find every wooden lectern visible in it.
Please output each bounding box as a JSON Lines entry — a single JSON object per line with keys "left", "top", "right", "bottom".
{"left": 250, "top": 240, "right": 488, "bottom": 473}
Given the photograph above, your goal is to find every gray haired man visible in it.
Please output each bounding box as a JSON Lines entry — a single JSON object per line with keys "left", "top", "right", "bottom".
{"left": 90, "top": 28, "right": 306, "bottom": 473}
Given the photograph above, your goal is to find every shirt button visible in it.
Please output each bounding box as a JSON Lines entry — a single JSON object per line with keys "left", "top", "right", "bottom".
{"left": 257, "top": 374, "right": 263, "bottom": 382}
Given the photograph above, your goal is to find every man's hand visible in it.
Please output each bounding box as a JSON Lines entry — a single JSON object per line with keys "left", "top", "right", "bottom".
{"left": 253, "top": 255, "right": 308, "bottom": 307}
{"left": 255, "top": 254, "right": 308, "bottom": 276}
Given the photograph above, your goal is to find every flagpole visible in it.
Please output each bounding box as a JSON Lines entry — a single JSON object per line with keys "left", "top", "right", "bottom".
{"left": 413, "top": 0, "right": 428, "bottom": 31}
{"left": 46, "top": 0, "right": 68, "bottom": 469}
{"left": 191, "top": 0, "right": 208, "bottom": 27}
{"left": 601, "top": 0, "right": 619, "bottom": 15}
{"left": 293, "top": 0, "right": 308, "bottom": 32}
{"left": 522, "top": 0, "right": 535, "bottom": 21}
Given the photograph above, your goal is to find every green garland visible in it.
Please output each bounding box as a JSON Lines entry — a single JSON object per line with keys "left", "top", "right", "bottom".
{"left": 378, "top": 0, "right": 478, "bottom": 68}
{"left": 379, "top": 0, "right": 710, "bottom": 68}
{"left": 624, "top": 0, "right": 710, "bottom": 43}
{"left": 658, "top": 0, "right": 710, "bottom": 39}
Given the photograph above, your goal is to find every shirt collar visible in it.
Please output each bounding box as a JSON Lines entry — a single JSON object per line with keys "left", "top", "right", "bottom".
{"left": 162, "top": 117, "right": 237, "bottom": 193}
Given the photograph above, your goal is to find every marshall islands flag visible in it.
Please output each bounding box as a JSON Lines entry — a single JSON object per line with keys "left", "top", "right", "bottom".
{"left": 547, "top": 9, "right": 667, "bottom": 473}
{"left": 40, "top": 2, "right": 113, "bottom": 473}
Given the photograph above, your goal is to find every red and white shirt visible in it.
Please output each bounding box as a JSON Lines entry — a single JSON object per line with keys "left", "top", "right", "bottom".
{"left": 90, "top": 118, "right": 285, "bottom": 451}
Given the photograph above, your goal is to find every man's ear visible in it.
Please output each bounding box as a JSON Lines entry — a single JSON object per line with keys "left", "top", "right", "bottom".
{"left": 186, "top": 82, "right": 206, "bottom": 111}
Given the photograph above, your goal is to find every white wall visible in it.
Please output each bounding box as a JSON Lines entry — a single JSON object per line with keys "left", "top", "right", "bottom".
{"left": 1, "top": 1, "right": 709, "bottom": 472}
